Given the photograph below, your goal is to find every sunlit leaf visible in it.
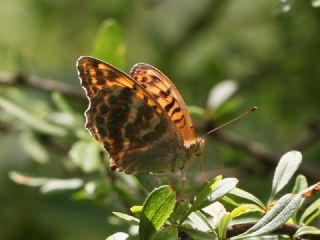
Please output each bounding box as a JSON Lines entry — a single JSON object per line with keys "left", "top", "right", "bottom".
{"left": 231, "top": 204, "right": 264, "bottom": 219}
{"left": 130, "top": 206, "right": 143, "bottom": 218}
{"left": 40, "top": 178, "right": 83, "bottom": 193}
{"left": 139, "top": 185, "right": 176, "bottom": 240}
{"left": 93, "top": 19, "right": 125, "bottom": 68}
{"left": 207, "top": 80, "right": 238, "bottom": 110}
{"left": 205, "top": 178, "right": 238, "bottom": 207}
{"left": 202, "top": 202, "right": 226, "bottom": 227}
{"left": 234, "top": 193, "right": 302, "bottom": 239}
{"left": 300, "top": 198, "right": 320, "bottom": 225}
{"left": 9, "top": 171, "right": 83, "bottom": 193}
{"left": 188, "top": 211, "right": 214, "bottom": 233}
{"left": 113, "top": 212, "right": 139, "bottom": 224}
{"left": 294, "top": 226, "right": 320, "bottom": 238}
{"left": 170, "top": 200, "right": 190, "bottom": 224}
{"left": 188, "top": 105, "right": 206, "bottom": 119}
{"left": 69, "top": 140, "right": 103, "bottom": 173}
{"left": 271, "top": 151, "right": 302, "bottom": 198}
{"left": 292, "top": 175, "right": 308, "bottom": 194}
{"left": 0, "top": 96, "right": 66, "bottom": 136}
{"left": 217, "top": 212, "right": 231, "bottom": 240}
{"left": 106, "top": 232, "right": 129, "bottom": 240}
{"left": 312, "top": 0, "right": 320, "bottom": 7}
{"left": 189, "top": 175, "right": 222, "bottom": 213}
{"left": 229, "top": 187, "right": 266, "bottom": 209}
{"left": 19, "top": 131, "right": 49, "bottom": 164}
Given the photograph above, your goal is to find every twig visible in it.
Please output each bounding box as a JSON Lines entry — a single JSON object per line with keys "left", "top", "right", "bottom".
{"left": 0, "top": 71, "right": 85, "bottom": 99}
{"left": 213, "top": 130, "right": 320, "bottom": 181}
{"left": 0, "top": 70, "right": 319, "bottom": 181}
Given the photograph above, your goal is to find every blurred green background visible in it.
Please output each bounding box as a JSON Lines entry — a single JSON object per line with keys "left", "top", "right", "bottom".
{"left": 1, "top": 0, "right": 320, "bottom": 239}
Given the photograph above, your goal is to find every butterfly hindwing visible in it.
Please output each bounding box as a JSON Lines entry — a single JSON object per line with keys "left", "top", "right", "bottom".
{"left": 77, "top": 56, "right": 185, "bottom": 174}
{"left": 130, "top": 63, "right": 197, "bottom": 146}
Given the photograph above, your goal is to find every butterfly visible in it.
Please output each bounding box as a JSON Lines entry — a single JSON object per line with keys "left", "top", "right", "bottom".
{"left": 77, "top": 56, "right": 205, "bottom": 175}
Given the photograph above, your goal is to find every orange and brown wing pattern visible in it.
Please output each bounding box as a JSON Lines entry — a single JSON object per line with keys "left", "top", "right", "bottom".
{"left": 77, "top": 56, "right": 183, "bottom": 174}
{"left": 130, "top": 63, "right": 197, "bottom": 145}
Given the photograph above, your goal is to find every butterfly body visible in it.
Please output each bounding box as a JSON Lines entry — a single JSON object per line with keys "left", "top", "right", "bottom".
{"left": 77, "top": 56, "right": 204, "bottom": 174}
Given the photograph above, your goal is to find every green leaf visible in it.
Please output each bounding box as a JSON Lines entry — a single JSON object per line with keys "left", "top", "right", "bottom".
{"left": 300, "top": 198, "right": 320, "bottom": 225}
{"left": 19, "top": 131, "right": 49, "bottom": 164}
{"left": 233, "top": 193, "right": 302, "bottom": 239}
{"left": 229, "top": 187, "right": 266, "bottom": 209}
{"left": 139, "top": 185, "right": 176, "bottom": 240}
{"left": 207, "top": 80, "right": 238, "bottom": 110}
{"left": 170, "top": 200, "right": 190, "bottom": 224}
{"left": 292, "top": 175, "right": 308, "bottom": 194}
{"left": 294, "top": 226, "right": 320, "bottom": 238}
{"left": 188, "top": 211, "right": 215, "bottom": 233}
{"left": 202, "top": 201, "right": 226, "bottom": 219}
{"left": 113, "top": 212, "right": 139, "bottom": 224}
{"left": 204, "top": 178, "right": 238, "bottom": 208}
{"left": 106, "top": 232, "right": 129, "bottom": 240}
{"left": 0, "top": 96, "right": 66, "bottom": 136}
{"left": 150, "top": 226, "right": 178, "bottom": 240}
{"left": 231, "top": 204, "right": 264, "bottom": 219}
{"left": 69, "top": 140, "right": 103, "bottom": 173}
{"left": 93, "top": 19, "right": 125, "bottom": 68}
{"left": 189, "top": 175, "right": 222, "bottom": 213}
{"left": 51, "top": 92, "right": 73, "bottom": 113}
{"left": 270, "top": 151, "right": 302, "bottom": 199}
{"left": 188, "top": 105, "right": 206, "bottom": 119}
{"left": 9, "top": 171, "right": 83, "bottom": 193}
{"left": 130, "top": 205, "right": 143, "bottom": 218}
{"left": 217, "top": 212, "right": 231, "bottom": 240}
{"left": 179, "top": 226, "right": 214, "bottom": 240}
{"left": 312, "top": 0, "right": 320, "bottom": 7}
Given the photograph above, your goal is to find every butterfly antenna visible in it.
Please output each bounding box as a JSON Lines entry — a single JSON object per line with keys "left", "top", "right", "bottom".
{"left": 202, "top": 106, "right": 258, "bottom": 138}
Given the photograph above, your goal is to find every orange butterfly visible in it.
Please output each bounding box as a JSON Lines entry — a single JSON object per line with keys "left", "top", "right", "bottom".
{"left": 77, "top": 56, "right": 204, "bottom": 174}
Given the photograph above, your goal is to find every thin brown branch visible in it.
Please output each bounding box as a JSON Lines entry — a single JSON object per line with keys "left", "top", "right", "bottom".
{"left": 0, "top": 70, "right": 319, "bottom": 181}
{"left": 0, "top": 71, "right": 85, "bottom": 99}
{"left": 212, "top": 130, "right": 320, "bottom": 181}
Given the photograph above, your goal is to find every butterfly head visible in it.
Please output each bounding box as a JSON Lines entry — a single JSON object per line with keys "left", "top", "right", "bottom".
{"left": 188, "top": 137, "right": 205, "bottom": 159}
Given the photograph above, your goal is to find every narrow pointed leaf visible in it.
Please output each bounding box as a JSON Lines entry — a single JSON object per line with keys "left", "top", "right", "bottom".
{"left": 0, "top": 97, "right": 66, "bottom": 136}
{"left": 300, "top": 198, "right": 320, "bottom": 225}
{"left": 203, "top": 178, "right": 238, "bottom": 209}
{"left": 139, "top": 185, "right": 176, "bottom": 240}
{"left": 190, "top": 175, "right": 222, "bottom": 213}
{"left": 113, "top": 212, "right": 139, "bottom": 224}
{"left": 271, "top": 151, "right": 302, "bottom": 198}
{"left": 229, "top": 187, "right": 265, "bottom": 209}
{"left": 294, "top": 226, "right": 320, "bottom": 238}
{"left": 106, "top": 232, "right": 129, "bottom": 240}
{"left": 217, "top": 212, "right": 231, "bottom": 240}
{"left": 231, "top": 204, "right": 264, "bottom": 219}
{"left": 237, "top": 193, "right": 302, "bottom": 238}
{"left": 292, "top": 175, "right": 308, "bottom": 194}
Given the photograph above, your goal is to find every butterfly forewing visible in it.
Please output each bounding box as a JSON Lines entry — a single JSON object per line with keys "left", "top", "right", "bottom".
{"left": 130, "top": 63, "right": 197, "bottom": 146}
{"left": 77, "top": 56, "right": 186, "bottom": 174}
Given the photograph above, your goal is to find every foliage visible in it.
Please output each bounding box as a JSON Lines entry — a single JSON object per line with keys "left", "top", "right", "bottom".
{"left": 1, "top": 1, "right": 320, "bottom": 240}
{"left": 103, "top": 151, "right": 320, "bottom": 240}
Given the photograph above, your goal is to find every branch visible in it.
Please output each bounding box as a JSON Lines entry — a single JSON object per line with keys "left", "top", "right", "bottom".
{"left": 0, "top": 71, "right": 85, "bottom": 99}
{"left": 213, "top": 130, "right": 320, "bottom": 181}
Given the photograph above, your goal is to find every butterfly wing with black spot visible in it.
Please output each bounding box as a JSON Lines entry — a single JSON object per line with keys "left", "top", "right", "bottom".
{"left": 130, "top": 63, "right": 197, "bottom": 148}
{"left": 77, "top": 56, "right": 186, "bottom": 174}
